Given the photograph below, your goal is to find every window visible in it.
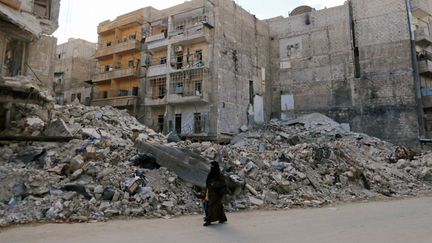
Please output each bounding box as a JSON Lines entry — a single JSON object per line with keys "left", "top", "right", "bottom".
{"left": 195, "top": 80, "right": 202, "bottom": 95}
{"left": 151, "top": 78, "right": 166, "bottom": 99}
{"left": 106, "top": 41, "right": 112, "bottom": 47}
{"left": 128, "top": 60, "right": 134, "bottom": 68}
{"left": 175, "top": 114, "right": 182, "bottom": 134}
{"left": 76, "top": 93, "right": 81, "bottom": 102}
{"left": 129, "top": 34, "right": 136, "bottom": 40}
{"left": 34, "top": 0, "right": 51, "bottom": 19}
{"left": 3, "top": 39, "right": 25, "bottom": 77}
{"left": 175, "top": 82, "right": 184, "bottom": 94}
{"left": 157, "top": 115, "right": 164, "bottom": 133}
{"left": 118, "top": 90, "right": 128, "bottom": 97}
{"left": 102, "top": 91, "right": 108, "bottom": 98}
{"left": 194, "top": 113, "right": 202, "bottom": 133}
{"left": 160, "top": 57, "right": 167, "bottom": 64}
{"left": 132, "top": 87, "right": 139, "bottom": 96}
{"left": 249, "top": 80, "right": 254, "bottom": 105}
{"left": 104, "top": 65, "right": 110, "bottom": 72}
{"left": 71, "top": 93, "right": 76, "bottom": 102}
{"left": 58, "top": 54, "right": 61, "bottom": 59}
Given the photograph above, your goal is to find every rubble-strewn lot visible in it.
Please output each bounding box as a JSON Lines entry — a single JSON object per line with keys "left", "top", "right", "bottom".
{"left": 1, "top": 104, "right": 432, "bottom": 227}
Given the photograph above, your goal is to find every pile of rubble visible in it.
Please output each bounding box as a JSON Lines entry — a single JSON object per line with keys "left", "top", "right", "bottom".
{"left": 1, "top": 103, "right": 431, "bottom": 226}
{"left": 178, "top": 114, "right": 432, "bottom": 209}
{"left": 0, "top": 102, "right": 202, "bottom": 226}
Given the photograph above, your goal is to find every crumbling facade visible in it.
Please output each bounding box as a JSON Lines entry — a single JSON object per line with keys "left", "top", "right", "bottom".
{"left": 54, "top": 38, "right": 97, "bottom": 105}
{"left": 268, "top": 0, "right": 432, "bottom": 145}
{"left": 0, "top": 0, "right": 60, "bottom": 130}
{"left": 92, "top": 0, "right": 432, "bottom": 144}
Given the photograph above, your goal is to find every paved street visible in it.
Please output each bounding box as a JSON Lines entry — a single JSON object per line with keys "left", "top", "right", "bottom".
{"left": 2, "top": 197, "right": 432, "bottom": 243}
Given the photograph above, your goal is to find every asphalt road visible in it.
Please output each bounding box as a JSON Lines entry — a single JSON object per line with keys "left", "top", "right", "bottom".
{"left": 1, "top": 197, "right": 432, "bottom": 243}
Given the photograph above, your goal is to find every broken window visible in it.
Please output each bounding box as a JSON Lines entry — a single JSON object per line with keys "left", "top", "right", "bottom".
{"left": 151, "top": 77, "right": 166, "bottom": 99}
{"left": 76, "top": 93, "right": 81, "bottom": 102}
{"left": 118, "top": 89, "right": 128, "bottom": 97}
{"left": 249, "top": 80, "right": 254, "bottom": 105}
{"left": 34, "top": 0, "right": 51, "bottom": 19}
{"left": 194, "top": 113, "right": 202, "bottom": 133}
{"left": 157, "top": 115, "right": 164, "bottom": 133}
{"left": 71, "top": 93, "right": 76, "bottom": 102}
{"left": 128, "top": 60, "right": 135, "bottom": 68}
{"left": 102, "top": 91, "right": 108, "bottom": 98}
{"left": 195, "top": 80, "right": 202, "bottom": 95}
{"left": 132, "top": 87, "right": 139, "bottom": 96}
{"left": 3, "top": 39, "right": 25, "bottom": 77}
{"left": 160, "top": 57, "right": 167, "bottom": 64}
{"left": 175, "top": 114, "right": 182, "bottom": 134}
{"left": 129, "top": 34, "right": 136, "bottom": 40}
{"left": 106, "top": 41, "right": 112, "bottom": 47}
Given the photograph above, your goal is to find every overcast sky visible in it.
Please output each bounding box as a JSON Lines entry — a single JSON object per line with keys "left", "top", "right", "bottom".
{"left": 53, "top": 0, "right": 346, "bottom": 44}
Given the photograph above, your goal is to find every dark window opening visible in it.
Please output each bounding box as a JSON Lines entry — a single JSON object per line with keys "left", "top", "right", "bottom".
{"left": 249, "top": 80, "right": 254, "bottom": 105}
{"left": 160, "top": 57, "right": 167, "bottom": 64}
{"left": 195, "top": 80, "right": 202, "bottom": 95}
{"left": 128, "top": 60, "right": 135, "bottom": 68}
{"left": 102, "top": 91, "right": 108, "bottom": 98}
{"left": 129, "top": 34, "right": 136, "bottom": 40}
{"left": 354, "top": 47, "right": 360, "bottom": 78}
{"left": 58, "top": 54, "right": 61, "bottom": 59}
{"left": 132, "top": 87, "right": 139, "bottom": 96}
{"left": 175, "top": 114, "right": 182, "bottom": 134}
{"left": 176, "top": 51, "right": 183, "bottom": 69}
{"left": 71, "top": 93, "right": 76, "bottom": 102}
{"left": 3, "top": 39, "right": 25, "bottom": 77}
{"left": 118, "top": 89, "right": 128, "bottom": 97}
{"left": 157, "top": 115, "right": 164, "bottom": 133}
{"left": 76, "top": 93, "right": 81, "bottom": 102}
{"left": 175, "top": 82, "right": 184, "bottom": 94}
{"left": 194, "top": 113, "right": 202, "bottom": 133}
{"left": 104, "top": 65, "right": 110, "bottom": 72}
{"left": 151, "top": 78, "right": 166, "bottom": 99}
{"left": 106, "top": 41, "right": 112, "bottom": 47}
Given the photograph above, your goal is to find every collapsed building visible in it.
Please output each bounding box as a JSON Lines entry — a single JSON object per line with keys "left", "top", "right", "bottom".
{"left": 54, "top": 38, "right": 97, "bottom": 105}
{"left": 89, "top": 0, "right": 432, "bottom": 146}
{"left": 0, "top": 0, "right": 60, "bottom": 131}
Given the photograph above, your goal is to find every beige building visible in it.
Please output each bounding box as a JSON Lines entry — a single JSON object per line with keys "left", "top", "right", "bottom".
{"left": 91, "top": 0, "right": 432, "bottom": 145}
{"left": 0, "top": 0, "right": 60, "bottom": 130}
{"left": 54, "top": 38, "right": 97, "bottom": 105}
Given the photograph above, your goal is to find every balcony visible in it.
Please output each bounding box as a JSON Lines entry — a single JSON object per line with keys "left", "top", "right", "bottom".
{"left": 167, "top": 91, "right": 209, "bottom": 105}
{"left": 93, "top": 67, "right": 139, "bottom": 82}
{"left": 418, "top": 59, "right": 432, "bottom": 75}
{"left": 98, "top": 15, "right": 144, "bottom": 34}
{"left": 169, "top": 23, "right": 211, "bottom": 45}
{"left": 146, "top": 33, "right": 169, "bottom": 51}
{"left": 147, "top": 64, "right": 168, "bottom": 77}
{"left": 91, "top": 96, "right": 138, "bottom": 107}
{"left": 415, "top": 27, "right": 432, "bottom": 47}
{"left": 95, "top": 40, "right": 143, "bottom": 58}
{"left": 411, "top": 0, "right": 430, "bottom": 19}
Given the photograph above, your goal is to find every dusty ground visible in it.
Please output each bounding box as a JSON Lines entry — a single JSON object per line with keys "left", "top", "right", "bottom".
{"left": 1, "top": 197, "right": 431, "bottom": 243}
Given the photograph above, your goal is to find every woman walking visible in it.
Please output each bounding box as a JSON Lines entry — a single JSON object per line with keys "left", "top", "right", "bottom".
{"left": 203, "top": 161, "right": 227, "bottom": 226}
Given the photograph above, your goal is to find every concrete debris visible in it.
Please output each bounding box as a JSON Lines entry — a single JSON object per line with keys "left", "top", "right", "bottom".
{"left": 0, "top": 104, "right": 431, "bottom": 227}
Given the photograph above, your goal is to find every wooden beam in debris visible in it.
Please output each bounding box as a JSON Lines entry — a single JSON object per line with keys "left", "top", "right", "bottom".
{"left": 0, "top": 136, "right": 77, "bottom": 142}
{"left": 0, "top": 0, "right": 21, "bottom": 10}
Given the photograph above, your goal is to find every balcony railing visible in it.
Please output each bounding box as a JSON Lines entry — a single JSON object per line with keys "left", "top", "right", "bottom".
{"left": 418, "top": 59, "right": 432, "bottom": 75}
{"left": 416, "top": 27, "right": 432, "bottom": 46}
{"left": 91, "top": 96, "right": 138, "bottom": 108}
{"left": 170, "top": 53, "right": 207, "bottom": 70}
{"left": 169, "top": 23, "right": 211, "bottom": 44}
{"left": 411, "top": 0, "right": 431, "bottom": 19}
{"left": 146, "top": 33, "right": 169, "bottom": 50}
{"left": 98, "top": 15, "right": 144, "bottom": 34}
{"left": 93, "top": 67, "right": 139, "bottom": 82}
{"left": 95, "top": 40, "right": 143, "bottom": 58}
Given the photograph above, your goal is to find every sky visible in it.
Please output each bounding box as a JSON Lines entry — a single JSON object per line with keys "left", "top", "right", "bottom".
{"left": 53, "top": 0, "right": 346, "bottom": 44}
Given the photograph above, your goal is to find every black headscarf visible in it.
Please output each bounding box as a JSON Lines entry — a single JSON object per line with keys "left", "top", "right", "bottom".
{"left": 206, "top": 161, "right": 221, "bottom": 186}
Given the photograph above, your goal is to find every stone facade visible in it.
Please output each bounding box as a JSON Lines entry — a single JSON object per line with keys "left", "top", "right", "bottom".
{"left": 54, "top": 38, "right": 97, "bottom": 105}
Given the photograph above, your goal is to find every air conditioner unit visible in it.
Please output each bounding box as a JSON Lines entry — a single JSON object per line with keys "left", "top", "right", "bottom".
{"left": 175, "top": 46, "right": 183, "bottom": 52}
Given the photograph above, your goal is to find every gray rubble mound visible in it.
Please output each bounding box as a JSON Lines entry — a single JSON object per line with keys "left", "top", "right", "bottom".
{"left": 0, "top": 104, "right": 431, "bottom": 227}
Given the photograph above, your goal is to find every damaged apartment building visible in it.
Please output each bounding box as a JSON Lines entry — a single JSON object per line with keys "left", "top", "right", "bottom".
{"left": 0, "top": 0, "right": 59, "bottom": 130}
{"left": 54, "top": 38, "right": 97, "bottom": 105}
{"left": 92, "top": 0, "right": 432, "bottom": 145}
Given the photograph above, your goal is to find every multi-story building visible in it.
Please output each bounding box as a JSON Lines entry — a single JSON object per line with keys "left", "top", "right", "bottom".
{"left": 93, "top": 0, "right": 432, "bottom": 145}
{"left": 91, "top": 8, "right": 155, "bottom": 115}
{"left": 0, "top": 0, "right": 60, "bottom": 130}
{"left": 54, "top": 38, "right": 97, "bottom": 105}
{"left": 411, "top": 0, "right": 432, "bottom": 137}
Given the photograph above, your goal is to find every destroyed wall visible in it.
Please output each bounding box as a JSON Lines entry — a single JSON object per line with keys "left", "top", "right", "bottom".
{"left": 27, "top": 35, "right": 57, "bottom": 89}
{"left": 268, "top": 0, "right": 419, "bottom": 145}
{"left": 213, "top": 0, "right": 271, "bottom": 135}
{"left": 54, "top": 38, "right": 97, "bottom": 104}
{"left": 349, "top": 0, "right": 419, "bottom": 144}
